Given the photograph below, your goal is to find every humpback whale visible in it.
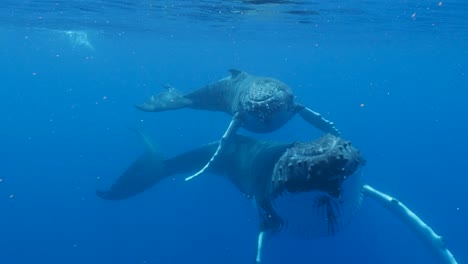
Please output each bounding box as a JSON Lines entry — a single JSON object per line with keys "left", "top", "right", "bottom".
{"left": 97, "top": 133, "right": 457, "bottom": 264}
{"left": 136, "top": 70, "right": 340, "bottom": 181}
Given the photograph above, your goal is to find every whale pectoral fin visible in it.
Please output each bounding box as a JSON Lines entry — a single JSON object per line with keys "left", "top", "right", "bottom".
{"left": 362, "top": 184, "right": 459, "bottom": 264}
{"left": 297, "top": 105, "right": 341, "bottom": 136}
{"left": 254, "top": 199, "right": 283, "bottom": 264}
{"left": 255, "top": 231, "right": 268, "bottom": 264}
{"left": 185, "top": 113, "right": 242, "bottom": 181}
{"left": 135, "top": 85, "right": 192, "bottom": 112}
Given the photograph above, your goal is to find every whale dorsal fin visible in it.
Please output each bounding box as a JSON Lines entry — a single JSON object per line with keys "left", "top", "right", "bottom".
{"left": 96, "top": 129, "right": 165, "bottom": 200}
{"left": 127, "top": 128, "right": 163, "bottom": 159}
{"left": 229, "top": 69, "right": 244, "bottom": 78}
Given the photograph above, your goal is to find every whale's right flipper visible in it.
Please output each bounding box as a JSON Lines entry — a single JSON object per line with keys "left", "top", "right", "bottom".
{"left": 135, "top": 85, "right": 193, "bottom": 112}
{"left": 363, "top": 184, "right": 458, "bottom": 264}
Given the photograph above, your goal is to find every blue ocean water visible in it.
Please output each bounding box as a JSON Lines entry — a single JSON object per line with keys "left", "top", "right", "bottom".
{"left": 0, "top": 1, "right": 467, "bottom": 263}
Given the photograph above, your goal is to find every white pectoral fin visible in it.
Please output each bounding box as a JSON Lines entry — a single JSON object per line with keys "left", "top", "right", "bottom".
{"left": 362, "top": 184, "right": 458, "bottom": 264}
{"left": 298, "top": 107, "right": 340, "bottom": 136}
{"left": 255, "top": 231, "right": 266, "bottom": 264}
{"left": 185, "top": 113, "right": 242, "bottom": 181}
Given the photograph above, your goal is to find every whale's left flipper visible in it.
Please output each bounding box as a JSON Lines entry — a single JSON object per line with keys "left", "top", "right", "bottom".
{"left": 185, "top": 112, "right": 242, "bottom": 181}
{"left": 297, "top": 106, "right": 340, "bottom": 136}
{"left": 363, "top": 184, "right": 458, "bottom": 264}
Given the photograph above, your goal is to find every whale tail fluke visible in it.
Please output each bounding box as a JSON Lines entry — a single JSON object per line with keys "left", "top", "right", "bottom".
{"left": 96, "top": 130, "right": 165, "bottom": 200}
{"left": 135, "top": 85, "right": 192, "bottom": 112}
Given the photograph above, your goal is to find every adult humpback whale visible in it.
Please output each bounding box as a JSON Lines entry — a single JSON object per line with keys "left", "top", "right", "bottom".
{"left": 97, "top": 133, "right": 457, "bottom": 264}
{"left": 136, "top": 69, "right": 340, "bottom": 181}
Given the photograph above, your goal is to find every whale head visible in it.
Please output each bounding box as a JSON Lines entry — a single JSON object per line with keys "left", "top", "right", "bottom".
{"left": 240, "top": 77, "right": 296, "bottom": 133}
{"left": 269, "top": 135, "right": 366, "bottom": 238}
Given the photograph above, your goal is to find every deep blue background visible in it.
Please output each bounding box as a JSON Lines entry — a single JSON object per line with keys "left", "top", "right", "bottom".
{"left": 0, "top": 1, "right": 467, "bottom": 263}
